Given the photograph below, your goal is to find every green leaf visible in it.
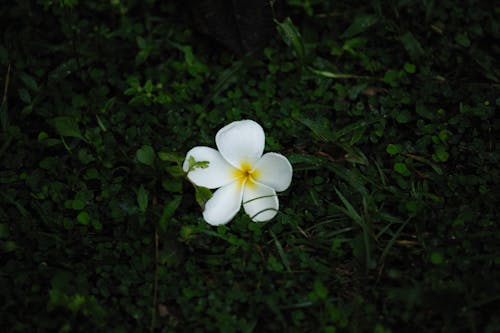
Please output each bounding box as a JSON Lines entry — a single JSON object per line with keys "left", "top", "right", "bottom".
{"left": 434, "top": 146, "right": 449, "bottom": 162}
{"left": 339, "top": 143, "right": 369, "bottom": 165}
{"left": 136, "top": 145, "right": 155, "bottom": 166}
{"left": 78, "top": 149, "right": 95, "bottom": 164}
{"left": 383, "top": 69, "right": 403, "bottom": 87}
{"left": 135, "top": 48, "right": 150, "bottom": 65}
{"left": 136, "top": 36, "right": 147, "bottom": 49}
{"left": 386, "top": 144, "right": 400, "bottom": 155}
{"left": 50, "top": 116, "right": 85, "bottom": 140}
{"left": 137, "top": 185, "right": 149, "bottom": 212}
{"left": 312, "top": 280, "right": 328, "bottom": 300}
{"left": 18, "top": 88, "right": 31, "bottom": 104}
{"left": 203, "top": 58, "right": 246, "bottom": 107}
{"left": 158, "top": 151, "right": 184, "bottom": 163}
{"left": 186, "top": 156, "right": 209, "bottom": 172}
{"left": 293, "top": 114, "right": 334, "bottom": 142}
{"left": 195, "top": 185, "right": 212, "bottom": 209}
{"left": 96, "top": 115, "right": 107, "bottom": 132}
{"left": 162, "top": 178, "right": 182, "bottom": 193}
{"left": 144, "top": 80, "right": 153, "bottom": 93}
{"left": 333, "top": 187, "right": 363, "bottom": 224}
{"left": 400, "top": 32, "right": 425, "bottom": 60}
{"left": 332, "top": 119, "right": 371, "bottom": 142}
{"left": 415, "top": 102, "right": 434, "bottom": 120}
{"left": 77, "top": 211, "right": 90, "bottom": 225}
{"left": 455, "top": 33, "right": 471, "bottom": 48}
{"left": 166, "top": 165, "right": 185, "bottom": 178}
{"left": 270, "top": 230, "right": 292, "bottom": 272}
{"left": 276, "top": 17, "right": 305, "bottom": 61}
{"left": 430, "top": 252, "right": 444, "bottom": 264}
{"left": 395, "top": 109, "right": 411, "bottom": 124}
{"left": 159, "top": 195, "right": 182, "bottom": 231}
{"left": 19, "top": 72, "right": 39, "bottom": 91}
{"left": 71, "top": 199, "right": 85, "bottom": 210}
{"left": 394, "top": 162, "right": 411, "bottom": 176}
{"left": 49, "top": 58, "right": 78, "bottom": 81}
{"left": 403, "top": 63, "right": 416, "bottom": 74}
{"left": 307, "top": 66, "right": 369, "bottom": 80}
{"left": 341, "top": 15, "right": 379, "bottom": 39}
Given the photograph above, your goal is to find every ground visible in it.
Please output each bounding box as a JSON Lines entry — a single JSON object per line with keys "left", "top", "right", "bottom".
{"left": 0, "top": 1, "right": 499, "bottom": 332}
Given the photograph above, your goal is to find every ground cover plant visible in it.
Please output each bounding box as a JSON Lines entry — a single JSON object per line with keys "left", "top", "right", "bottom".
{"left": 1, "top": 0, "right": 499, "bottom": 332}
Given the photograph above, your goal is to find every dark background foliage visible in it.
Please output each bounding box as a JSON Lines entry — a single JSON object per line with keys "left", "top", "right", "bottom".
{"left": 1, "top": 0, "right": 499, "bottom": 332}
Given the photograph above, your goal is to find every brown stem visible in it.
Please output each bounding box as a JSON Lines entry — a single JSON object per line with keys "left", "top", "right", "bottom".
{"left": 151, "top": 219, "right": 159, "bottom": 333}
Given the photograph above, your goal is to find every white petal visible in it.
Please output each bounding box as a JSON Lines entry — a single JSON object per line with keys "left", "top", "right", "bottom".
{"left": 253, "top": 153, "right": 293, "bottom": 192}
{"left": 203, "top": 181, "right": 243, "bottom": 225}
{"left": 183, "top": 146, "right": 237, "bottom": 189}
{"left": 215, "top": 120, "right": 265, "bottom": 169}
{"left": 243, "top": 181, "right": 279, "bottom": 222}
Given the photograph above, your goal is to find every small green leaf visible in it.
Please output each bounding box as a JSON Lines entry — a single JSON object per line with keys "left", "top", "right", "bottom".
{"left": 137, "top": 185, "right": 149, "bottom": 212}
{"left": 144, "top": 80, "right": 153, "bottom": 93}
{"left": 415, "top": 102, "right": 434, "bottom": 120}
{"left": 77, "top": 211, "right": 90, "bottom": 225}
{"left": 383, "top": 69, "right": 403, "bottom": 87}
{"left": 187, "top": 156, "right": 209, "bottom": 171}
{"left": 400, "top": 32, "right": 425, "bottom": 60}
{"left": 96, "top": 115, "right": 107, "bottom": 131}
{"left": 270, "top": 230, "right": 292, "bottom": 272}
{"left": 455, "top": 33, "right": 471, "bottom": 48}
{"left": 394, "top": 162, "right": 411, "bottom": 176}
{"left": 50, "top": 116, "right": 85, "bottom": 140}
{"left": 276, "top": 17, "right": 305, "bottom": 61}
{"left": 341, "top": 15, "right": 379, "bottom": 39}
{"left": 434, "top": 146, "right": 449, "bottom": 162}
{"left": 310, "top": 280, "right": 328, "bottom": 301}
{"left": 166, "top": 165, "right": 185, "bottom": 178}
{"left": 158, "top": 151, "right": 184, "bottom": 163}
{"left": 78, "top": 149, "right": 95, "bottom": 164}
{"left": 159, "top": 196, "right": 182, "bottom": 231}
{"left": 438, "top": 130, "right": 450, "bottom": 143}
{"left": 19, "top": 72, "right": 39, "bottom": 91}
{"left": 18, "top": 88, "right": 31, "bottom": 104}
{"left": 386, "top": 144, "right": 400, "bottom": 155}
{"left": 71, "top": 199, "right": 85, "bottom": 210}
{"left": 136, "top": 36, "right": 146, "bottom": 49}
{"left": 396, "top": 109, "right": 411, "bottom": 124}
{"left": 403, "top": 63, "right": 416, "bottom": 74}
{"left": 293, "top": 114, "right": 334, "bottom": 142}
{"left": 38, "top": 131, "right": 49, "bottom": 141}
{"left": 195, "top": 186, "right": 212, "bottom": 209}
{"left": 430, "top": 252, "right": 444, "bottom": 264}
{"left": 136, "top": 145, "right": 155, "bottom": 166}
{"left": 307, "top": 66, "right": 368, "bottom": 80}
{"left": 162, "top": 178, "right": 182, "bottom": 193}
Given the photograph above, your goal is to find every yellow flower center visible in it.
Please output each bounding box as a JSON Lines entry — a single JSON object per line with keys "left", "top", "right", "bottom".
{"left": 232, "top": 161, "right": 260, "bottom": 189}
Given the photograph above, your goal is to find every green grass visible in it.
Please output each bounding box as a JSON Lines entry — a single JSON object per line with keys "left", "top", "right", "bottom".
{"left": 1, "top": 0, "right": 499, "bottom": 332}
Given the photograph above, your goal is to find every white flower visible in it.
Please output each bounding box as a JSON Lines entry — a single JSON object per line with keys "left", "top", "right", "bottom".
{"left": 183, "top": 120, "right": 293, "bottom": 225}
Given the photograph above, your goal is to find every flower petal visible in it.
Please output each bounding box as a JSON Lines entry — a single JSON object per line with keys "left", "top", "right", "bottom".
{"left": 243, "top": 181, "right": 279, "bottom": 222}
{"left": 215, "top": 120, "right": 265, "bottom": 169}
{"left": 253, "top": 153, "right": 293, "bottom": 192}
{"left": 203, "top": 181, "right": 243, "bottom": 225}
{"left": 183, "top": 146, "right": 237, "bottom": 189}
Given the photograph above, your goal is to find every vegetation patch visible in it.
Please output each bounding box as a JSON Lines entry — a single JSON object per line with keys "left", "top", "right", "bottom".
{"left": 1, "top": 1, "right": 499, "bottom": 332}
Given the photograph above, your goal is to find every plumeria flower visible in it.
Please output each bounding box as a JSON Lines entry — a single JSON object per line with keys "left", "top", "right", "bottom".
{"left": 183, "top": 120, "right": 293, "bottom": 225}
